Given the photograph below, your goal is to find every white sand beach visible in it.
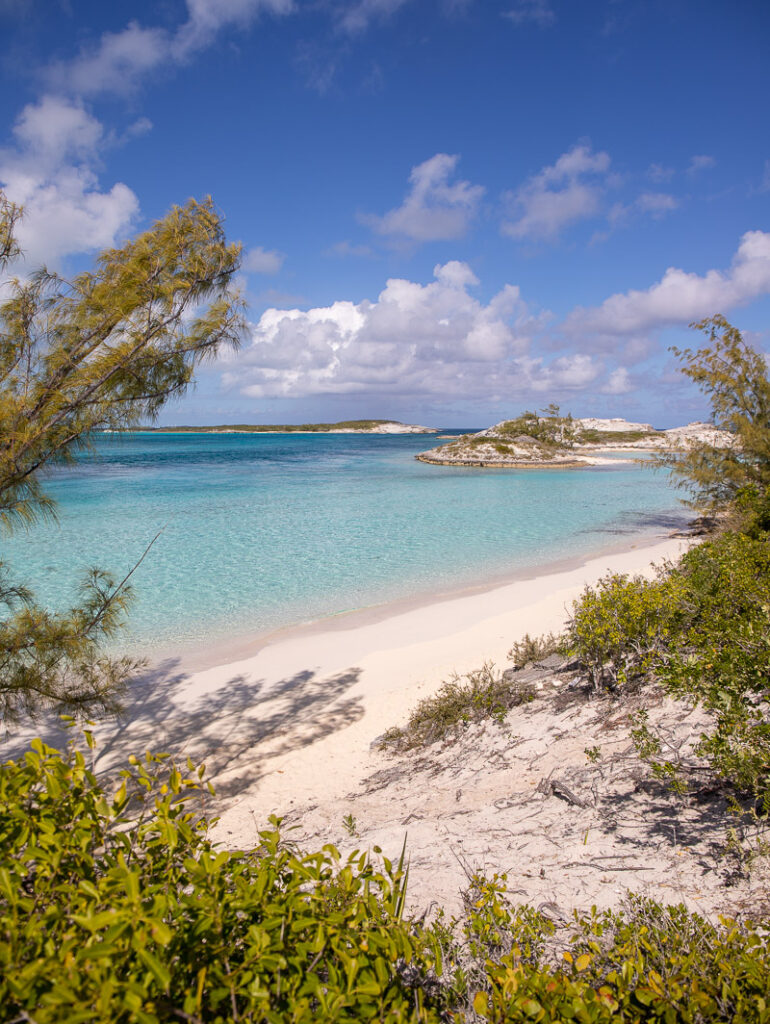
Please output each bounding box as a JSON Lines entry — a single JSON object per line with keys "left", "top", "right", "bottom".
{"left": 8, "top": 528, "right": 767, "bottom": 919}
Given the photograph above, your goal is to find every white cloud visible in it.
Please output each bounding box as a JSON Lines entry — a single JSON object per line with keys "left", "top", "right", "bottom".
{"left": 608, "top": 191, "right": 678, "bottom": 228}
{"left": 363, "top": 153, "right": 484, "bottom": 243}
{"left": 225, "top": 261, "right": 574, "bottom": 400}
{"left": 635, "top": 192, "right": 678, "bottom": 216}
{"left": 48, "top": 0, "right": 294, "bottom": 96}
{"left": 174, "top": 0, "right": 294, "bottom": 57}
{"left": 687, "top": 154, "right": 716, "bottom": 175}
{"left": 243, "top": 246, "right": 285, "bottom": 274}
{"left": 504, "top": 0, "right": 555, "bottom": 27}
{"left": 337, "top": 0, "right": 411, "bottom": 34}
{"left": 601, "top": 367, "right": 632, "bottom": 395}
{"left": 502, "top": 143, "right": 611, "bottom": 240}
{"left": 565, "top": 230, "right": 770, "bottom": 340}
{"left": 51, "top": 23, "right": 169, "bottom": 96}
{"left": 0, "top": 97, "right": 139, "bottom": 267}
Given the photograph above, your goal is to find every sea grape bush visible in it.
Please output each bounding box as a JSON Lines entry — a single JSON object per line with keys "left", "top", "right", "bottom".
{"left": 430, "top": 874, "right": 770, "bottom": 1023}
{"left": 0, "top": 736, "right": 437, "bottom": 1023}
{"left": 2, "top": 736, "right": 770, "bottom": 1022}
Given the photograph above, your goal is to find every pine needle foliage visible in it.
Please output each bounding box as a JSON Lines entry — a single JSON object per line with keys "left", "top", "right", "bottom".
{"left": 656, "top": 315, "right": 770, "bottom": 511}
{"left": 0, "top": 191, "right": 243, "bottom": 723}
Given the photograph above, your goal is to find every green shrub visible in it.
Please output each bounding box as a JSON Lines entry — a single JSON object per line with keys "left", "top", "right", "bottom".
{"left": 564, "top": 570, "right": 682, "bottom": 692}
{"left": 564, "top": 530, "right": 770, "bottom": 807}
{"left": 0, "top": 735, "right": 438, "bottom": 1023}
{"left": 436, "top": 879, "right": 770, "bottom": 1023}
{"left": 576, "top": 428, "right": 659, "bottom": 445}
{"left": 658, "top": 531, "right": 770, "bottom": 807}
{"left": 3, "top": 737, "right": 770, "bottom": 1023}
{"left": 507, "top": 632, "right": 563, "bottom": 669}
{"left": 381, "top": 663, "right": 535, "bottom": 751}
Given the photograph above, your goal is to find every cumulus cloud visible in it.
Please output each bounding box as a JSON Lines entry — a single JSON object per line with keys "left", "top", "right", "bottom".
{"left": 243, "top": 246, "right": 285, "bottom": 275}
{"left": 565, "top": 230, "right": 770, "bottom": 340}
{"left": 363, "top": 154, "right": 484, "bottom": 243}
{"left": 502, "top": 143, "right": 611, "bottom": 240}
{"left": 504, "top": 0, "right": 556, "bottom": 27}
{"left": 48, "top": 0, "right": 294, "bottom": 96}
{"left": 224, "top": 261, "right": 586, "bottom": 400}
{"left": 0, "top": 96, "right": 139, "bottom": 267}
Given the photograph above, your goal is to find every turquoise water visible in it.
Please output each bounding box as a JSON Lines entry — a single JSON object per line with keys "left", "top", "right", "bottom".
{"left": 3, "top": 432, "right": 687, "bottom": 654}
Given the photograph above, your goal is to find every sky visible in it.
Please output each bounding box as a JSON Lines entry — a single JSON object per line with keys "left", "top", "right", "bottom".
{"left": 0, "top": 0, "right": 768, "bottom": 428}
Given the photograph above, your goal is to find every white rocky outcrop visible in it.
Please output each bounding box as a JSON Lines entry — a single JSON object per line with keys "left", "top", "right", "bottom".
{"left": 575, "top": 417, "right": 655, "bottom": 433}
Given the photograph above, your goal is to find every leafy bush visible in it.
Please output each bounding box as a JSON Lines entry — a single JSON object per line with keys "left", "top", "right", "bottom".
{"left": 575, "top": 428, "right": 659, "bottom": 445}
{"left": 658, "top": 531, "right": 770, "bottom": 807}
{"left": 0, "top": 735, "right": 437, "bottom": 1023}
{"left": 495, "top": 411, "right": 576, "bottom": 448}
{"left": 564, "top": 570, "right": 683, "bottom": 692}
{"left": 435, "top": 877, "right": 770, "bottom": 1023}
{"left": 564, "top": 530, "right": 770, "bottom": 806}
{"left": 381, "top": 663, "right": 535, "bottom": 751}
{"left": 3, "top": 736, "right": 770, "bottom": 1022}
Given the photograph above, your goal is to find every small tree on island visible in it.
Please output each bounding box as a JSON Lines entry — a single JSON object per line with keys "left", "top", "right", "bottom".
{"left": 0, "top": 190, "right": 243, "bottom": 724}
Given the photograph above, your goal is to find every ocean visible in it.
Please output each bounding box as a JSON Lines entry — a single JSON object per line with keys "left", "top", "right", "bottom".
{"left": 4, "top": 431, "right": 687, "bottom": 655}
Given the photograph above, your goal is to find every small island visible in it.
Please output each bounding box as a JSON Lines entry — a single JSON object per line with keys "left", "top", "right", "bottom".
{"left": 127, "top": 420, "right": 436, "bottom": 435}
{"left": 416, "top": 410, "right": 731, "bottom": 467}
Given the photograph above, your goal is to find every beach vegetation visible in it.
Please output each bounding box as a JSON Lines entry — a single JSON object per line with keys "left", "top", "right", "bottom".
{"left": 4, "top": 733, "right": 770, "bottom": 1023}
{"left": 435, "top": 877, "right": 770, "bottom": 1023}
{"left": 563, "top": 529, "right": 770, "bottom": 809}
{"left": 507, "top": 631, "right": 563, "bottom": 669}
{"left": 380, "top": 662, "right": 536, "bottom": 751}
{"left": 0, "top": 735, "right": 437, "bottom": 1023}
{"left": 0, "top": 190, "right": 242, "bottom": 724}
{"left": 576, "top": 427, "right": 660, "bottom": 445}
{"left": 655, "top": 314, "right": 770, "bottom": 512}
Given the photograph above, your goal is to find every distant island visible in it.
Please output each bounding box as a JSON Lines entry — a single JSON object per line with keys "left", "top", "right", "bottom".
{"left": 121, "top": 420, "right": 437, "bottom": 435}
{"left": 416, "top": 412, "right": 731, "bottom": 467}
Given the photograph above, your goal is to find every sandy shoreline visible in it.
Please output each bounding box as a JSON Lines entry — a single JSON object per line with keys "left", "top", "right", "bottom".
{"left": 17, "top": 527, "right": 765, "bottom": 919}
{"left": 4, "top": 529, "right": 689, "bottom": 810}
{"left": 151, "top": 519, "right": 685, "bottom": 673}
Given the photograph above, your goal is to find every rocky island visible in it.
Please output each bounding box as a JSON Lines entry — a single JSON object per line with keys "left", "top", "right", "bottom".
{"left": 416, "top": 411, "right": 732, "bottom": 467}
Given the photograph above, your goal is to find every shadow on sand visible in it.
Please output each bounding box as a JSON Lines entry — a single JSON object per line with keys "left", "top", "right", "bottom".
{"left": 2, "top": 658, "right": 365, "bottom": 803}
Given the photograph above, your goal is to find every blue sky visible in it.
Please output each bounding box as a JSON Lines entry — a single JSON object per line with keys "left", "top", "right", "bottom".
{"left": 1, "top": 0, "right": 768, "bottom": 427}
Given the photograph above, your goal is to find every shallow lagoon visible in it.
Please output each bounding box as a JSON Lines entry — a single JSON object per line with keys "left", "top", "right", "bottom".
{"left": 5, "top": 431, "right": 687, "bottom": 653}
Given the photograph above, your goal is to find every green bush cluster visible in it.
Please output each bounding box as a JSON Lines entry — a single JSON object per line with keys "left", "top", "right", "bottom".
{"left": 565, "top": 570, "right": 683, "bottom": 692}
{"left": 564, "top": 527, "right": 770, "bottom": 807}
{"left": 0, "top": 736, "right": 435, "bottom": 1023}
{"left": 496, "top": 410, "right": 576, "bottom": 448}
{"left": 380, "top": 663, "right": 535, "bottom": 751}
{"left": 3, "top": 737, "right": 769, "bottom": 1022}
{"left": 442, "top": 876, "right": 770, "bottom": 1023}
